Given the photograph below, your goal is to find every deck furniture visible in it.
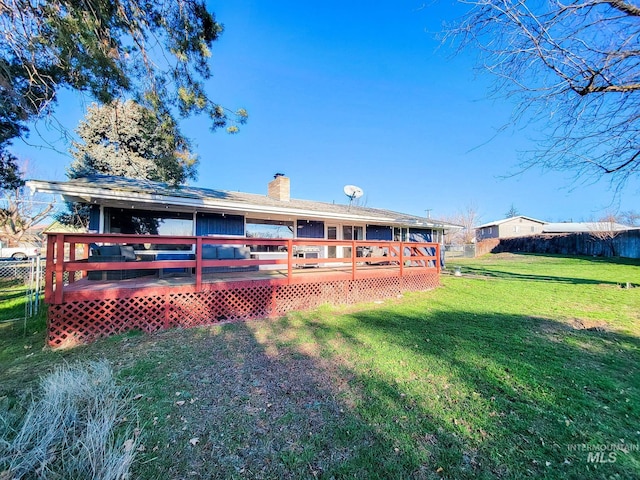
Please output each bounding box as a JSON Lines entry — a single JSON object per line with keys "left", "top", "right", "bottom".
{"left": 202, "top": 245, "right": 259, "bottom": 273}
{"left": 157, "top": 252, "right": 195, "bottom": 277}
{"left": 88, "top": 245, "right": 155, "bottom": 280}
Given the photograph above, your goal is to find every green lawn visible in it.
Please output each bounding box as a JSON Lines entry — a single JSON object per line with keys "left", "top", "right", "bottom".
{"left": 0, "top": 278, "right": 31, "bottom": 323}
{"left": 1, "top": 253, "right": 639, "bottom": 479}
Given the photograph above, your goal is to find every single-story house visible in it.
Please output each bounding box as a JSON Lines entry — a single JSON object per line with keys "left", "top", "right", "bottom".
{"left": 475, "top": 216, "right": 546, "bottom": 241}
{"left": 29, "top": 174, "right": 459, "bottom": 251}
{"left": 27, "top": 174, "right": 460, "bottom": 347}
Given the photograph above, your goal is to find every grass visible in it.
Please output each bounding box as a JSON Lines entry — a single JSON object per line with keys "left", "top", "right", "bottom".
{"left": 0, "top": 278, "right": 31, "bottom": 323}
{"left": 1, "top": 361, "right": 139, "bottom": 479}
{"left": 1, "top": 253, "right": 639, "bottom": 478}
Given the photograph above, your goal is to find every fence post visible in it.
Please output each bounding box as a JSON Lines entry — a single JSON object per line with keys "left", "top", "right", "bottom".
{"left": 35, "top": 255, "right": 42, "bottom": 314}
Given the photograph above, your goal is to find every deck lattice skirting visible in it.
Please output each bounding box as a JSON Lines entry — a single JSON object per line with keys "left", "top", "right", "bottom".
{"left": 44, "top": 233, "right": 441, "bottom": 347}
{"left": 47, "top": 274, "right": 439, "bottom": 347}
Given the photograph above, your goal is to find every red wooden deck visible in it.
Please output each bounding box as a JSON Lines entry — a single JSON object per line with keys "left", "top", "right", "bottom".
{"left": 44, "top": 233, "right": 440, "bottom": 347}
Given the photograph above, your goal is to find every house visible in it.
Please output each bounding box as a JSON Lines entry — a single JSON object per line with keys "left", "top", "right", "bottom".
{"left": 475, "top": 217, "right": 638, "bottom": 258}
{"left": 29, "top": 174, "right": 457, "bottom": 245}
{"left": 475, "top": 216, "right": 546, "bottom": 241}
{"left": 27, "top": 174, "right": 460, "bottom": 347}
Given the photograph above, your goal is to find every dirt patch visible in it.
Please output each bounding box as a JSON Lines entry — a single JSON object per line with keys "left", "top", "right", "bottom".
{"left": 532, "top": 317, "right": 612, "bottom": 342}
{"left": 569, "top": 318, "right": 610, "bottom": 332}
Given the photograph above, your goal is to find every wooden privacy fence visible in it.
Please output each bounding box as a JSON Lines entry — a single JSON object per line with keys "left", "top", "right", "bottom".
{"left": 482, "top": 231, "right": 640, "bottom": 258}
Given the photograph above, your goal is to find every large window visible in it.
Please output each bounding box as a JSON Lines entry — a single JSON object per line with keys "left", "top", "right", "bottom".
{"left": 107, "top": 209, "right": 193, "bottom": 250}
{"left": 246, "top": 219, "right": 294, "bottom": 251}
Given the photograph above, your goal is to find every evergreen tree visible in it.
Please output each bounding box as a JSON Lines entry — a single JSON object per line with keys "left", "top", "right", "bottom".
{"left": 0, "top": 0, "right": 247, "bottom": 154}
{"left": 69, "top": 100, "right": 197, "bottom": 185}
{"left": 0, "top": 151, "right": 24, "bottom": 191}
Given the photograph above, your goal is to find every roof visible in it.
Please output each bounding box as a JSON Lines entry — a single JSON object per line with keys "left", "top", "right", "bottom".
{"left": 476, "top": 215, "right": 546, "bottom": 229}
{"left": 28, "top": 175, "right": 462, "bottom": 231}
{"left": 43, "top": 221, "right": 84, "bottom": 234}
{"left": 542, "top": 222, "right": 631, "bottom": 233}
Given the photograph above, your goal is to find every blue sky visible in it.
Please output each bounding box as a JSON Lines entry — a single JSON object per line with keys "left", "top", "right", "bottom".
{"left": 10, "top": 0, "right": 639, "bottom": 225}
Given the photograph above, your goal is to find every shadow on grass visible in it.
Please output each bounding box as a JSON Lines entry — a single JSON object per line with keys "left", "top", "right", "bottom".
{"left": 115, "top": 321, "right": 402, "bottom": 479}
{"left": 278, "top": 307, "right": 640, "bottom": 479}
{"left": 5, "top": 299, "right": 639, "bottom": 479}
{"left": 456, "top": 265, "right": 623, "bottom": 286}
{"left": 109, "top": 302, "right": 640, "bottom": 479}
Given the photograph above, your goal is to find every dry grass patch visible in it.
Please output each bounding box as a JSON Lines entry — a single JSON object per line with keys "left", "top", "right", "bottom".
{"left": 0, "top": 360, "right": 140, "bottom": 479}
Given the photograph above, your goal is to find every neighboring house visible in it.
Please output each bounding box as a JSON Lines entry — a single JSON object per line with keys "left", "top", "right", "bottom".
{"left": 475, "top": 216, "right": 546, "bottom": 241}
{"left": 28, "top": 174, "right": 460, "bottom": 249}
{"left": 43, "top": 221, "right": 84, "bottom": 234}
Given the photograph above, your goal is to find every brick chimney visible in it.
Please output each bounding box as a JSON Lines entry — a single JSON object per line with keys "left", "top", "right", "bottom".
{"left": 267, "top": 173, "right": 290, "bottom": 202}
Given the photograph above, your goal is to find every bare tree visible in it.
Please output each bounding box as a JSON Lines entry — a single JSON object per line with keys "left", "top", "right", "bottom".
{"left": 444, "top": 203, "right": 480, "bottom": 245}
{"left": 504, "top": 204, "right": 519, "bottom": 218}
{"left": 588, "top": 213, "right": 622, "bottom": 256}
{"left": 620, "top": 210, "right": 640, "bottom": 226}
{"left": 0, "top": 186, "right": 53, "bottom": 245}
{"left": 450, "top": 0, "right": 640, "bottom": 187}
{"left": 0, "top": 158, "right": 53, "bottom": 244}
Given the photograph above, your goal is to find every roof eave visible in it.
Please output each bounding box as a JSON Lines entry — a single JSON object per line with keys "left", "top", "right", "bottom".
{"left": 29, "top": 180, "right": 452, "bottom": 229}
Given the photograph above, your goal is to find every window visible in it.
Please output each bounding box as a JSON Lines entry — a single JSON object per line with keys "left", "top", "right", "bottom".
{"left": 246, "top": 219, "right": 294, "bottom": 252}
{"left": 342, "top": 225, "right": 363, "bottom": 258}
{"left": 327, "top": 226, "right": 337, "bottom": 258}
{"left": 107, "top": 209, "right": 194, "bottom": 250}
{"left": 393, "top": 227, "right": 408, "bottom": 242}
{"left": 246, "top": 219, "right": 293, "bottom": 239}
{"left": 343, "top": 225, "right": 364, "bottom": 241}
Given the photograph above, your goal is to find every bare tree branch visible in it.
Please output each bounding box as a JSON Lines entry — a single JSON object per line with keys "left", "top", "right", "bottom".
{"left": 449, "top": 0, "right": 640, "bottom": 186}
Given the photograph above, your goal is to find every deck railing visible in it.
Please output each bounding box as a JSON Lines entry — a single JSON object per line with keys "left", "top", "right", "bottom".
{"left": 45, "top": 233, "right": 440, "bottom": 305}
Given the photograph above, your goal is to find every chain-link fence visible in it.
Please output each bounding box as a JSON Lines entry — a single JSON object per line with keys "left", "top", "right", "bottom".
{"left": 444, "top": 244, "right": 476, "bottom": 259}
{"left": 0, "top": 256, "right": 45, "bottom": 319}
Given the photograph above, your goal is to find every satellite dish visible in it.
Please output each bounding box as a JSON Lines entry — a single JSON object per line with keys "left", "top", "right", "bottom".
{"left": 343, "top": 184, "right": 364, "bottom": 200}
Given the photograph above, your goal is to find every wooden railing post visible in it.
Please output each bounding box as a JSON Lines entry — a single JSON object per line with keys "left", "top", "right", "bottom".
{"left": 351, "top": 240, "right": 356, "bottom": 280}
{"left": 195, "top": 236, "right": 203, "bottom": 291}
{"left": 68, "top": 241, "right": 76, "bottom": 283}
{"left": 54, "top": 233, "right": 65, "bottom": 304}
{"left": 287, "top": 239, "right": 293, "bottom": 285}
{"left": 399, "top": 242, "right": 404, "bottom": 277}
{"left": 44, "top": 234, "right": 56, "bottom": 304}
